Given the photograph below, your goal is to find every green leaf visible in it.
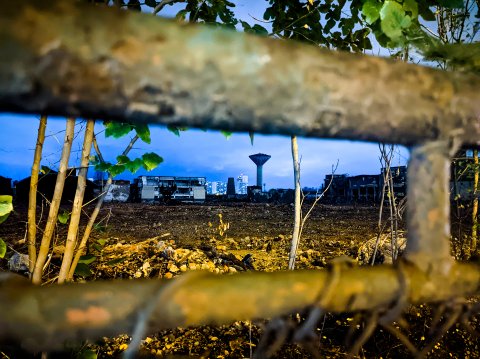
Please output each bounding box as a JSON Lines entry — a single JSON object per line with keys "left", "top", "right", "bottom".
{"left": 144, "top": 0, "right": 157, "bottom": 8}
{"left": 108, "top": 164, "right": 126, "bottom": 177}
{"left": 167, "top": 125, "right": 188, "bottom": 136}
{"left": 176, "top": 9, "right": 189, "bottom": 20}
{"left": 125, "top": 158, "right": 143, "bottom": 173}
{"left": 89, "top": 155, "right": 100, "bottom": 166}
{"left": 92, "top": 243, "right": 104, "bottom": 252}
{"left": 380, "top": 1, "right": 411, "bottom": 41}
{"left": 240, "top": 20, "right": 251, "bottom": 31}
{"left": 134, "top": 124, "right": 151, "bottom": 144}
{"left": 437, "top": 0, "right": 464, "bottom": 8}
{"left": 78, "top": 254, "right": 97, "bottom": 265}
{"left": 251, "top": 24, "right": 269, "bottom": 36}
{"left": 104, "top": 122, "right": 133, "bottom": 138}
{"left": 142, "top": 153, "right": 163, "bottom": 171}
{"left": 94, "top": 162, "right": 112, "bottom": 173}
{"left": 418, "top": 2, "right": 436, "bottom": 21}
{"left": 58, "top": 210, "right": 70, "bottom": 225}
{"left": 40, "top": 165, "right": 52, "bottom": 174}
{"left": 0, "top": 195, "right": 13, "bottom": 225}
{"left": 116, "top": 155, "right": 130, "bottom": 164}
{"left": 93, "top": 223, "right": 107, "bottom": 233}
{"left": 324, "top": 18, "right": 336, "bottom": 33}
{"left": 362, "top": 0, "right": 382, "bottom": 24}
{"left": 127, "top": 0, "right": 141, "bottom": 11}
{"left": 220, "top": 130, "right": 232, "bottom": 139}
{"left": 96, "top": 239, "right": 107, "bottom": 246}
{"left": 0, "top": 238, "right": 6, "bottom": 258}
{"left": 106, "top": 257, "right": 126, "bottom": 266}
{"left": 78, "top": 349, "right": 98, "bottom": 359}
{"left": 74, "top": 263, "right": 93, "bottom": 277}
{"left": 403, "top": 0, "right": 418, "bottom": 18}
{"left": 249, "top": 131, "right": 255, "bottom": 146}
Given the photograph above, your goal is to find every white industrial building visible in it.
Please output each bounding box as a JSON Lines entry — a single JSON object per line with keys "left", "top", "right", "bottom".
{"left": 132, "top": 176, "right": 206, "bottom": 202}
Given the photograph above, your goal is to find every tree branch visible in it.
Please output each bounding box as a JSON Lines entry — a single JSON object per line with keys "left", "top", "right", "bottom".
{"left": 153, "top": 0, "right": 185, "bottom": 15}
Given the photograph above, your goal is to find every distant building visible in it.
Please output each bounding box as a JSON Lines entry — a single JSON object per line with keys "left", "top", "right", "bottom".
{"left": 132, "top": 176, "right": 206, "bottom": 202}
{"left": 451, "top": 148, "right": 480, "bottom": 201}
{"left": 207, "top": 181, "right": 227, "bottom": 195}
{"left": 103, "top": 180, "right": 130, "bottom": 202}
{"left": 236, "top": 174, "right": 248, "bottom": 195}
{"left": 15, "top": 172, "right": 95, "bottom": 204}
{"left": 0, "top": 176, "right": 12, "bottom": 196}
{"left": 324, "top": 174, "right": 349, "bottom": 202}
{"left": 227, "top": 177, "right": 236, "bottom": 198}
{"left": 348, "top": 175, "right": 380, "bottom": 203}
{"left": 321, "top": 166, "right": 407, "bottom": 204}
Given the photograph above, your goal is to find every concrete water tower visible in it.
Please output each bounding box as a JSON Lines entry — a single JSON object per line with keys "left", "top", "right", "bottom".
{"left": 249, "top": 153, "right": 271, "bottom": 188}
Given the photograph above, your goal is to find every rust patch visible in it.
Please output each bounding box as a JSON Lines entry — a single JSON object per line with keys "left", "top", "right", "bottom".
{"left": 427, "top": 208, "right": 440, "bottom": 226}
{"left": 111, "top": 37, "right": 143, "bottom": 66}
{"left": 83, "top": 291, "right": 111, "bottom": 301}
{"left": 291, "top": 282, "right": 307, "bottom": 293}
{"left": 66, "top": 306, "right": 111, "bottom": 326}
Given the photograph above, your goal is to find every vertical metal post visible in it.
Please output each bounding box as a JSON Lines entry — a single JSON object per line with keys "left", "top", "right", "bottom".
{"left": 405, "top": 140, "right": 454, "bottom": 275}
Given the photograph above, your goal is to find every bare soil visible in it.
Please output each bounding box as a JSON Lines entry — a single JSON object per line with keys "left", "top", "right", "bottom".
{"left": 1, "top": 202, "right": 478, "bottom": 358}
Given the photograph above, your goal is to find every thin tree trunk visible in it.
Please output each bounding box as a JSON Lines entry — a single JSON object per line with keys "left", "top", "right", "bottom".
{"left": 32, "top": 118, "right": 75, "bottom": 285}
{"left": 288, "top": 135, "right": 301, "bottom": 270}
{"left": 27, "top": 115, "right": 47, "bottom": 273}
{"left": 57, "top": 119, "right": 95, "bottom": 284}
{"left": 67, "top": 134, "right": 139, "bottom": 280}
{"left": 386, "top": 170, "right": 396, "bottom": 260}
{"left": 471, "top": 148, "right": 479, "bottom": 256}
{"left": 371, "top": 145, "right": 389, "bottom": 265}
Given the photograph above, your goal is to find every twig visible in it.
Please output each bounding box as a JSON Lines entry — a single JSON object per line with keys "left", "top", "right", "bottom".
{"left": 382, "top": 323, "right": 419, "bottom": 356}
{"left": 253, "top": 318, "right": 293, "bottom": 359}
{"left": 153, "top": 0, "right": 185, "bottom": 15}
{"left": 124, "top": 271, "right": 208, "bottom": 359}
{"left": 348, "top": 311, "right": 379, "bottom": 358}
{"left": 417, "top": 305, "right": 462, "bottom": 358}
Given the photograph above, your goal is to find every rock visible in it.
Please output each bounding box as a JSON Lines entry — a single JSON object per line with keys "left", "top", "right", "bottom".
{"left": 168, "top": 263, "right": 179, "bottom": 273}
{"left": 8, "top": 253, "right": 29, "bottom": 273}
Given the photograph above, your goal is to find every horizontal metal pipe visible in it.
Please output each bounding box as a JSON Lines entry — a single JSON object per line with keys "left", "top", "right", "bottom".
{"left": 0, "top": 1, "right": 479, "bottom": 145}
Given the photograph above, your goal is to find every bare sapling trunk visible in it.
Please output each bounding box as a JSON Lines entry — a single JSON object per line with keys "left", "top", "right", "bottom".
{"left": 57, "top": 119, "right": 95, "bottom": 283}
{"left": 371, "top": 145, "right": 389, "bottom": 265}
{"left": 472, "top": 148, "right": 479, "bottom": 256}
{"left": 27, "top": 115, "right": 47, "bottom": 273}
{"left": 298, "top": 161, "right": 338, "bottom": 242}
{"left": 288, "top": 136, "right": 301, "bottom": 270}
{"left": 386, "top": 149, "right": 399, "bottom": 260}
{"left": 372, "top": 144, "right": 399, "bottom": 263}
{"left": 288, "top": 136, "right": 337, "bottom": 270}
{"left": 32, "top": 118, "right": 75, "bottom": 285}
{"left": 67, "top": 133, "right": 139, "bottom": 280}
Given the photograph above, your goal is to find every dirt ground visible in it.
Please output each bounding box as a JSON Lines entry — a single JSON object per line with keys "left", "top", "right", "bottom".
{"left": 0, "top": 201, "right": 478, "bottom": 358}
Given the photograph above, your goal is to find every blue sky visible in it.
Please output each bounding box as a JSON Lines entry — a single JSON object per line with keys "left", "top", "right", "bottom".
{"left": 0, "top": 1, "right": 410, "bottom": 189}
{"left": 0, "top": 114, "right": 408, "bottom": 189}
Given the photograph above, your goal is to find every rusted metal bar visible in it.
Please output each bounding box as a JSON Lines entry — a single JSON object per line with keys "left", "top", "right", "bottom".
{"left": 0, "top": 1, "right": 479, "bottom": 146}
{"left": 405, "top": 141, "right": 454, "bottom": 274}
{"left": 1, "top": 263, "right": 480, "bottom": 351}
